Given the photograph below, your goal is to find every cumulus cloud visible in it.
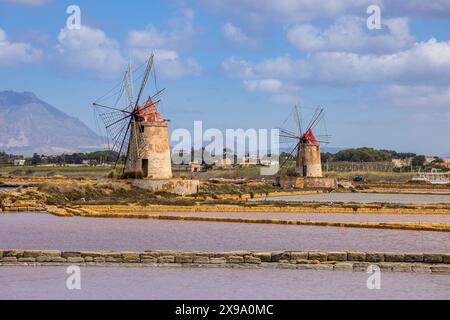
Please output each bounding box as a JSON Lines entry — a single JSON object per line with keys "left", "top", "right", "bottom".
{"left": 286, "top": 17, "right": 414, "bottom": 54}
{"left": 223, "top": 55, "right": 310, "bottom": 82}
{"left": 383, "top": 85, "right": 450, "bottom": 109}
{"left": 223, "top": 39, "right": 450, "bottom": 87}
{"left": 126, "top": 9, "right": 201, "bottom": 80}
{"left": 128, "top": 9, "right": 196, "bottom": 51}
{"left": 244, "top": 79, "right": 283, "bottom": 93}
{"left": 0, "top": 28, "right": 42, "bottom": 66}
{"left": 133, "top": 49, "right": 201, "bottom": 80}
{"left": 55, "top": 26, "right": 126, "bottom": 80}
{"left": 222, "top": 23, "right": 258, "bottom": 47}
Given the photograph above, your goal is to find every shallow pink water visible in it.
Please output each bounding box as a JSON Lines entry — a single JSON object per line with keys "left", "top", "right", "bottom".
{"left": 257, "top": 193, "right": 450, "bottom": 204}
{"left": 0, "top": 213, "right": 449, "bottom": 253}
{"left": 155, "top": 211, "right": 450, "bottom": 222}
{"left": 0, "top": 267, "right": 449, "bottom": 300}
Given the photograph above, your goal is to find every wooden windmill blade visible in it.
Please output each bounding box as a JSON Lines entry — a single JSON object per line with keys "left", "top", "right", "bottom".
{"left": 123, "top": 53, "right": 155, "bottom": 168}
{"left": 276, "top": 127, "right": 298, "bottom": 146}
{"left": 279, "top": 141, "right": 300, "bottom": 171}
{"left": 114, "top": 117, "right": 133, "bottom": 168}
{"left": 305, "top": 107, "right": 324, "bottom": 133}
{"left": 294, "top": 105, "right": 303, "bottom": 137}
{"left": 124, "top": 61, "right": 134, "bottom": 110}
{"left": 92, "top": 55, "right": 154, "bottom": 169}
{"left": 92, "top": 102, "right": 133, "bottom": 168}
{"left": 92, "top": 52, "right": 171, "bottom": 175}
{"left": 124, "top": 118, "right": 141, "bottom": 169}
{"left": 133, "top": 53, "right": 154, "bottom": 111}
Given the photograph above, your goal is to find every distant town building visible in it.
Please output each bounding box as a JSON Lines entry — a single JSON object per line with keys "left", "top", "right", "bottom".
{"left": 237, "top": 156, "right": 259, "bottom": 167}
{"left": 442, "top": 157, "right": 450, "bottom": 168}
{"left": 392, "top": 158, "right": 411, "bottom": 168}
{"left": 214, "top": 158, "right": 233, "bottom": 168}
{"left": 425, "top": 156, "right": 438, "bottom": 165}
{"left": 13, "top": 159, "right": 26, "bottom": 166}
{"left": 423, "top": 156, "right": 449, "bottom": 167}
{"left": 260, "top": 159, "right": 279, "bottom": 167}
{"left": 189, "top": 162, "right": 203, "bottom": 173}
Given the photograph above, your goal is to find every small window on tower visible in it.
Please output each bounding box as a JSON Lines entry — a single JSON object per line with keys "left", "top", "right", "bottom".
{"left": 141, "top": 126, "right": 145, "bottom": 132}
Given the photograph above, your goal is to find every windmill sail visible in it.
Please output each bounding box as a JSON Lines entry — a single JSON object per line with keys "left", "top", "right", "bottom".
{"left": 278, "top": 106, "right": 330, "bottom": 177}
{"left": 92, "top": 53, "right": 172, "bottom": 179}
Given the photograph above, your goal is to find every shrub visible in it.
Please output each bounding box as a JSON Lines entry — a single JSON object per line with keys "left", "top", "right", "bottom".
{"left": 121, "top": 170, "right": 144, "bottom": 180}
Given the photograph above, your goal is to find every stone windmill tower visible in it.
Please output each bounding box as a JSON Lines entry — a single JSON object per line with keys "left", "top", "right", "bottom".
{"left": 279, "top": 106, "right": 328, "bottom": 178}
{"left": 126, "top": 97, "right": 172, "bottom": 179}
{"left": 93, "top": 53, "right": 172, "bottom": 179}
{"left": 296, "top": 127, "right": 322, "bottom": 177}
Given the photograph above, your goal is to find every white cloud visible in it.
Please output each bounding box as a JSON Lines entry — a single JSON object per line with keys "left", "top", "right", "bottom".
{"left": 55, "top": 26, "right": 126, "bottom": 80}
{"left": 224, "top": 57, "right": 303, "bottom": 105}
{"left": 244, "top": 79, "right": 283, "bottom": 93}
{"left": 223, "top": 55, "right": 310, "bottom": 81}
{"left": 224, "top": 39, "right": 450, "bottom": 86}
{"left": 136, "top": 49, "right": 201, "bottom": 80}
{"left": 286, "top": 17, "right": 414, "bottom": 54}
{"left": 0, "top": 28, "right": 42, "bottom": 66}
{"left": 222, "top": 23, "right": 258, "bottom": 47}
{"left": 126, "top": 9, "right": 201, "bottom": 80}
{"left": 383, "top": 85, "right": 450, "bottom": 109}
{"left": 127, "top": 9, "right": 195, "bottom": 51}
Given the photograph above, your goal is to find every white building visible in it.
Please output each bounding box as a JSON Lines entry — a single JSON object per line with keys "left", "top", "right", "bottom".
{"left": 13, "top": 159, "right": 26, "bottom": 166}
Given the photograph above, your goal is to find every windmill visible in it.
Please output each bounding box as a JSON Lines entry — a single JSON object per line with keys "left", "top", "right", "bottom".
{"left": 92, "top": 53, "right": 173, "bottom": 179}
{"left": 278, "top": 106, "right": 330, "bottom": 178}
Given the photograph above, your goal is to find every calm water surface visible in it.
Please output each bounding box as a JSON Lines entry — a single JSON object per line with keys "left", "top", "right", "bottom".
{"left": 154, "top": 211, "right": 450, "bottom": 222}
{"left": 0, "top": 267, "right": 449, "bottom": 300}
{"left": 258, "top": 193, "right": 450, "bottom": 204}
{"left": 0, "top": 213, "right": 449, "bottom": 252}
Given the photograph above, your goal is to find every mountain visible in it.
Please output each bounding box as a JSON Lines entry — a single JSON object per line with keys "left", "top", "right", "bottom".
{"left": 0, "top": 91, "right": 104, "bottom": 155}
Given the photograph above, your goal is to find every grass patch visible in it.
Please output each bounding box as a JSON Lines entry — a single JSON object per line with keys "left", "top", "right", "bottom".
{"left": 0, "top": 166, "right": 111, "bottom": 173}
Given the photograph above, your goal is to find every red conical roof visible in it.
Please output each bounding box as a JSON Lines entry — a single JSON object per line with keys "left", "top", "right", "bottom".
{"left": 301, "top": 128, "right": 317, "bottom": 144}
{"left": 137, "top": 97, "right": 164, "bottom": 122}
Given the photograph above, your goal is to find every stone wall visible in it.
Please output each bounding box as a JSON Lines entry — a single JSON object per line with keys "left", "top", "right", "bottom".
{"left": 1, "top": 249, "right": 450, "bottom": 274}
{"left": 131, "top": 179, "right": 200, "bottom": 196}
{"left": 303, "top": 177, "right": 337, "bottom": 189}
{"left": 1, "top": 206, "right": 46, "bottom": 212}
{"left": 279, "top": 176, "right": 337, "bottom": 189}
{"left": 296, "top": 144, "right": 322, "bottom": 177}
{"left": 126, "top": 121, "right": 173, "bottom": 179}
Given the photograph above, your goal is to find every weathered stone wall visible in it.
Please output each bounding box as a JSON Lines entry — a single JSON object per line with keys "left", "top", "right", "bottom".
{"left": 278, "top": 176, "right": 305, "bottom": 189}
{"left": 131, "top": 179, "right": 200, "bottom": 196}
{"left": 1, "top": 249, "right": 450, "bottom": 274}
{"left": 127, "top": 121, "right": 173, "bottom": 179}
{"left": 279, "top": 176, "right": 337, "bottom": 189}
{"left": 303, "top": 177, "right": 337, "bottom": 189}
{"left": 1, "top": 206, "right": 46, "bottom": 212}
{"left": 296, "top": 144, "right": 322, "bottom": 177}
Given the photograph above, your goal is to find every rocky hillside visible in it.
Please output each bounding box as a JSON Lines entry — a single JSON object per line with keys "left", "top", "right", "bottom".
{"left": 0, "top": 91, "right": 103, "bottom": 155}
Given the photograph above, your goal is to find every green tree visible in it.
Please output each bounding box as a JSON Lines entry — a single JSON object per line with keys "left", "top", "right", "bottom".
{"left": 31, "top": 153, "right": 41, "bottom": 165}
{"left": 412, "top": 155, "right": 426, "bottom": 168}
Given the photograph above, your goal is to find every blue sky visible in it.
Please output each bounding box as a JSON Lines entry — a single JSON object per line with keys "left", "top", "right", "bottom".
{"left": 0, "top": 0, "right": 450, "bottom": 155}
